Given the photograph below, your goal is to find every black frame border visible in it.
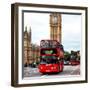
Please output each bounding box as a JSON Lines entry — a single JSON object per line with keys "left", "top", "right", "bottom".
{"left": 11, "top": 3, "right": 88, "bottom": 87}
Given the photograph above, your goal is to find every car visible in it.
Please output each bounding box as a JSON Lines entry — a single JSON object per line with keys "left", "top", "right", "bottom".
{"left": 64, "top": 60, "right": 70, "bottom": 65}
{"left": 69, "top": 60, "right": 80, "bottom": 65}
{"left": 31, "top": 62, "right": 37, "bottom": 68}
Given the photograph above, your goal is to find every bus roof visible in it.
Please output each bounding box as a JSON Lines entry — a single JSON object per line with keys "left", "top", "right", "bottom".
{"left": 41, "top": 40, "right": 59, "bottom": 42}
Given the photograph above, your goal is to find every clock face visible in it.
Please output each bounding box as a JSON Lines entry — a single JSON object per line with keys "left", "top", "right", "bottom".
{"left": 52, "top": 16, "right": 58, "bottom": 24}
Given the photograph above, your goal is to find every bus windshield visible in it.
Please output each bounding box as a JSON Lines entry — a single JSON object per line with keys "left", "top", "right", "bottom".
{"left": 40, "top": 56, "right": 58, "bottom": 64}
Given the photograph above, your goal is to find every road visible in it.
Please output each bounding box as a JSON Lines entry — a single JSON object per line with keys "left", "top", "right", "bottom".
{"left": 24, "top": 65, "right": 80, "bottom": 78}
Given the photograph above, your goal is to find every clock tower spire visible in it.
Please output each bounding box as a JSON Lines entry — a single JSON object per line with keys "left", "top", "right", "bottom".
{"left": 50, "top": 13, "right": 62, "bottom": 43}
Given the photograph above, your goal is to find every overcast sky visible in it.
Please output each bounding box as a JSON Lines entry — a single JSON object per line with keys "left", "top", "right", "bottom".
{"left": 24, "top": 12, "right": 81, "bottom": 52}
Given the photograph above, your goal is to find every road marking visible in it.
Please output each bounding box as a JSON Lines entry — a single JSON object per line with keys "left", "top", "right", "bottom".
{"left": 70, "top": 65, "right": 80, "bottom": 74}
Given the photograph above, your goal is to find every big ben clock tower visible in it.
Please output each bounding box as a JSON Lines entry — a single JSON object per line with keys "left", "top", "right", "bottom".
{"left": 50, "top": 13, "right": 62, "bottom": 43}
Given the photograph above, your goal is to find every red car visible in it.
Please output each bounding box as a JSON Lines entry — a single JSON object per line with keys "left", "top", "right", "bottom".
{"left": 69, "top": 60, "right": 80, "bottom": 65}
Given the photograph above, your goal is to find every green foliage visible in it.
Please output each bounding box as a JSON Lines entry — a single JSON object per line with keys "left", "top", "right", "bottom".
{"left": 64, "top": 51, "right": 70, "bottom": 56}
{"left": 64, "top": 51, "right": 70, "bottom": 61}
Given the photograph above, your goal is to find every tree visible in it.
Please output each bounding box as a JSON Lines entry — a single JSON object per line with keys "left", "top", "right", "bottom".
{"left": 64, "top": 51, "right": 70, "bottom": 61}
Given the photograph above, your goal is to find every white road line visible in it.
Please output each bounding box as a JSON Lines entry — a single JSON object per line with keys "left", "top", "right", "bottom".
{"left": 70, "top": 65, "right": 80, "bottom": 74}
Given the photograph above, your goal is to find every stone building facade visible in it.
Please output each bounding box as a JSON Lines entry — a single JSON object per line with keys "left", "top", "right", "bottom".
{"left": 24, "top": 27, "right": 40, "bottom": 66}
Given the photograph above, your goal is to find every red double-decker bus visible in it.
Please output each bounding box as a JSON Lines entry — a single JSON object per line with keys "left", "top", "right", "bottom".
{"left": 38, "top": 40, "right": 64, "bottom": 74}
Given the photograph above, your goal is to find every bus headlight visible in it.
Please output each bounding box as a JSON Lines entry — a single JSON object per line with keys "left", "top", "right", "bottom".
{"left": 58, "top": 57, "right": 60, "bottom": 60}
{"left": 51, "top": 67, "right": 53, "bottom": 69}
{"left": 40, "top": 66, "right": 43, "bottom": 69}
